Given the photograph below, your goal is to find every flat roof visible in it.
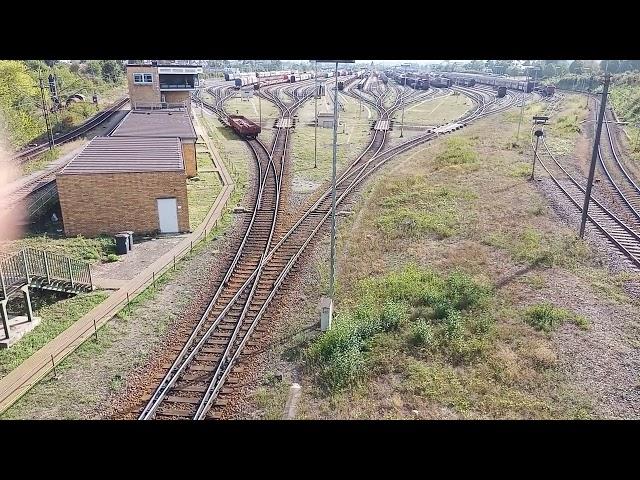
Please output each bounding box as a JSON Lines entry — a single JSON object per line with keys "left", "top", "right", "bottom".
{"left": 60, "top": 137, "right": 184, "bottom": 175}
{"left": 112, "top": 110, "right": 197, "bottom": 140}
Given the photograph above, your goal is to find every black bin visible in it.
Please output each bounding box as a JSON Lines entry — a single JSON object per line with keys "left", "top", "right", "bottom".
{"left": 122, "top": 231, "right": 134, "bottom": 250}
{"left": 115, "top": 234, "right": 129, "bottom": 255}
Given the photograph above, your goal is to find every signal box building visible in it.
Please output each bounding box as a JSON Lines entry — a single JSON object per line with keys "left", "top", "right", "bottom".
{"left": 57, "top": 136, "right": 190, "bottom": 237}
{"left": 112, "top": 110, "right": 198, "bottom": 177}
{"left": 126, "top": 63, "right": 202, "bottom": 110}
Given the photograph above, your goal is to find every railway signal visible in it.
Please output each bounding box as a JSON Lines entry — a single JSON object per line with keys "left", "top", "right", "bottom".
{"left": 531, "top": 129, "right": 544, "bottom": 180}
{"left": 579, "top": 73, "right": 612, "bottom": 239}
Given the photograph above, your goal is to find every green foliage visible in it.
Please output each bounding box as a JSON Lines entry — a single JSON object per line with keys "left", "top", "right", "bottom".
{"left": 435, "top": 137, "right": 477, "bottom": 168}
{"left": 374, "top": 178, "right": 475, "bottom": 240}
{"left": 106, "top": 254, "right": 119, "bottom": 263}
{"left": 306, "top": 266, "right": 494, "bottom": 393}
{"left": 523, "top": 302, "right": 589, "bottom": 333}
{"left": 0, "top": 60, "right": 125, "bottom": 148}
{"left": 483, "top": 228, "right": 591, "bottom": 268}
{"left": 0, "top": 292, "right": 108, "bottom": 380}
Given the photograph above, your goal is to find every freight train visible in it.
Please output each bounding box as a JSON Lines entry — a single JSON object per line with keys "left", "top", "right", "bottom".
{"left": 443, "top": 72, "right": 535, "bottom": 93}
{"left": 233, "top": 71, "right": 313, "bottom": 89}
{"left": 228, "top": 115, "right": 261, "bottom": 138}
{"left": 430, "top": 76, "right": 452, "bottom": 88}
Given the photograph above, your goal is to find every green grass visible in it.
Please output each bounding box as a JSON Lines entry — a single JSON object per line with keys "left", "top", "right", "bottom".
{"left": 434, "top": 137, "right": 477, "bottom": 168}
{"left": 394, "top": 93, "right": 473, "bottom": 125}
{"left": 374, "top": 177, "right": 476, "bottom": 240}
{"left": 305, "top": 266, "right": 493, "bottom": 393}
{"left": 21, "top": 147, "right": 61, "bottom": 175}
{"left": 523, "top": 302, "right": 589, "bottom": 333}
{"left": 2, "top": 235, "right": 117, "bottom": 264}
{"left": 482, "top": 227, "right": 592, "bottom": 268}
{"left": 187, "top": 151, "right": 223, "bottom": 229}
{"left": 0, "top": 291, "right": 108, "bottom": 381}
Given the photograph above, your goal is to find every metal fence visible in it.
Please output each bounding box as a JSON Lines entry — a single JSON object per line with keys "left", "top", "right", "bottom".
{"left": 0, "top": 247, "right": 92, "bottom": 300}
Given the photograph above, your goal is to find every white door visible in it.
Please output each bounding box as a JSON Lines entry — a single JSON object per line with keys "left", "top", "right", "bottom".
{"left": 157, "top": 198, "right": 179, "bottom": 233}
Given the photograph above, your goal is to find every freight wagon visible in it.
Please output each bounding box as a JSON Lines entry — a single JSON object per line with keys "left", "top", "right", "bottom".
{"left": 228, "top": 115, "right": 261, "bottom": 138}
{"left": 497, "top": 86, "right": 507, "bottom": 98}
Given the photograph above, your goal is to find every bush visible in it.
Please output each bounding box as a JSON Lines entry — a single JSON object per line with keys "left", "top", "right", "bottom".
{"left": 106, "top": 254, "right": 119, "bottom": 262}
{"left": 523, "top": 302, "right": 587, "bottom": 333}
{"left": 410, "top": 319, "right": 435, "bottom": 347}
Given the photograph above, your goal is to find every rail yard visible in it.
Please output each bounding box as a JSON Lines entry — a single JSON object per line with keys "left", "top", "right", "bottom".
{"left": 1, "top": 60, "right": 640, "bottom": 421}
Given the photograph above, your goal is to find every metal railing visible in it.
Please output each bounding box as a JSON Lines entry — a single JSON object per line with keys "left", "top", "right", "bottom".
{"left": 159, "top": 83, "right": 196, "bottom": 90}
{"left": 0, "top": 247, "right": 92, "bottom": 300}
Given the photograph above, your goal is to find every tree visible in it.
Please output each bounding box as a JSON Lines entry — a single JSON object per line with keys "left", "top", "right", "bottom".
{"left": 542, "top": 63, "right": 557, "bottom": 78}
{"left": 569, "top": 60, "right": 584, "bottom": 74}
{"left": 86, "top": 60, "right": 102, "bottom": 77}
{"left": 101, "top": 60, "right": 123, "bottom": 83}
{"left": 44, "top": 60, "right": 58, "bottom": 67}
{"left": 601, "top": 60, "right": 620, "bottom": 74}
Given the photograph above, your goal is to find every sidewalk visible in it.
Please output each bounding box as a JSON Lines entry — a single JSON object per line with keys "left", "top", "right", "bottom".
{"left": 0, "top": 113, "right": 235, "bottom": 414}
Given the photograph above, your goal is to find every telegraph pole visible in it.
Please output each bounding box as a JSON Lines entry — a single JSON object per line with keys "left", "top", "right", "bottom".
{"left": 516, "top": 67, "right": 530, "bottom": 143}
{"left": 314, "top": 60, "right": 318, "bottom": 168}
{"left": 400, "top": 75, "right": 406, "bottom": 138}
{"left": 329, "top": 61, "right": 339, "bottom": 299}
{"left": 38, "top": 69, "right": 54, "bottom": 150}
{"left": 579, "top": 73, "right": 612, "bottom": 238}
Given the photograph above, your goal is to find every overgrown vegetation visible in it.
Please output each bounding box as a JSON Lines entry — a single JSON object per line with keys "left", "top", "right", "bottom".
{"left": 0, "top": 60, "right": 125, "bottom": 148}
{"left": 523, "top": 302, "right": 589, "bottom": 333}
{"left": 2, "top": 234, "right": 117, "bottom": 264}
{"left": 305, "top": 266, "right": 492, "bottom": 393}
{"left": 483, "top": 228, "right": 592, "bottom": 268}
{"left": 434, "top": 137, "right": 477, "bottom": 168}
{"left": 375, "top": 177, "right": 475, "bottom": 239}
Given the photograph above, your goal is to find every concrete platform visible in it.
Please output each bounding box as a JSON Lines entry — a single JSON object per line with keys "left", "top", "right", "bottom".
{"left": 0, "top": 316, "right": 42, "bottom": 349}
{"left": 434, "top": 122, "right": 464, "bottom": 134}
{"left": 374, "top": 119, "right": 391, "bottom": 131}
{"left": 275, "top": 118, "right": 294, "bottom": 128}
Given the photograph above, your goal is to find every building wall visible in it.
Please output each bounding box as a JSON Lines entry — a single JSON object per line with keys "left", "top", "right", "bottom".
{"left": 126, "top": 65, "right": 161, "bottom": 106}
{"left": 57, "top": 171, "right": 190, "bottom": 237}
{"left": 163, "top": 91, "right": 191, "bottom": 108}
{"left": 181, "top": 141, "right": 197, "bottom": 178}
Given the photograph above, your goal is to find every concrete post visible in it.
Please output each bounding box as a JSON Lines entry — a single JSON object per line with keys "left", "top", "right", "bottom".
{"left": 0, "top": 299, "right": 9, "bottom": 340}
{"left": 21, "top": 286, "right": 34, "bottom": 323}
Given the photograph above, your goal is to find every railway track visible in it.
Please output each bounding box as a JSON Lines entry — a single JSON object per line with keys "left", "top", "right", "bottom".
{"left": 534, "top": 123, "right": 640, "bottom": 269}
{"left": 12, "top": 97, "right": 130, "bottom": 163}
{"left": 138, "top": 78, "right": 517, "bottom": 420}
{"left": 139, "top": 82, "right": 313, "bottom": 420}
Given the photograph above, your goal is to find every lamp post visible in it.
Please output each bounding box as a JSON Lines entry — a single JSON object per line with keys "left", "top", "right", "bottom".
{"left": 516, "top": 66, "right": 530, "bottom": 143}
{"left": 314, "top": 59, "right": 354, "bottom": 330}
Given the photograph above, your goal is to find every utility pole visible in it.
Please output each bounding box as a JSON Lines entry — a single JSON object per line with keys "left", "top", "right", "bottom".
{"left": 38, "top": 69, "right": 54, "bottom": 150}
{"left": 400, "top": 75, "right": 406, "bottom": 138}
{"left": 258, "top": 83, "right": 262, "bottom": 129}
{"left": 516, "top": 67, "right": 530, "bottom": 143}
{"left": 579, "top": 73, "right": 612, "bottom": 238}
{"left": 314, "top": 60, "right": 318, "bottom": 168}
{"left": 329, "top": 61, "right": 339, "bottom": 299}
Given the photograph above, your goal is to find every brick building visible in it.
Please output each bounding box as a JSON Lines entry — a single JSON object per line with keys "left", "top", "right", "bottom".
{"left": 126, "top": 63, "right": 202, "bottom": 110}
{"left": 112, "top": 110, "right": 198, "bottom": 177}
{"left": 57, "top": 137, "right": 190, "bottom": 237}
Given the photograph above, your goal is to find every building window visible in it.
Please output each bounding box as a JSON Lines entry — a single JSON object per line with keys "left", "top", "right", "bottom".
{"left": 133, "top": 73, "right": 153, "bottom": 84}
